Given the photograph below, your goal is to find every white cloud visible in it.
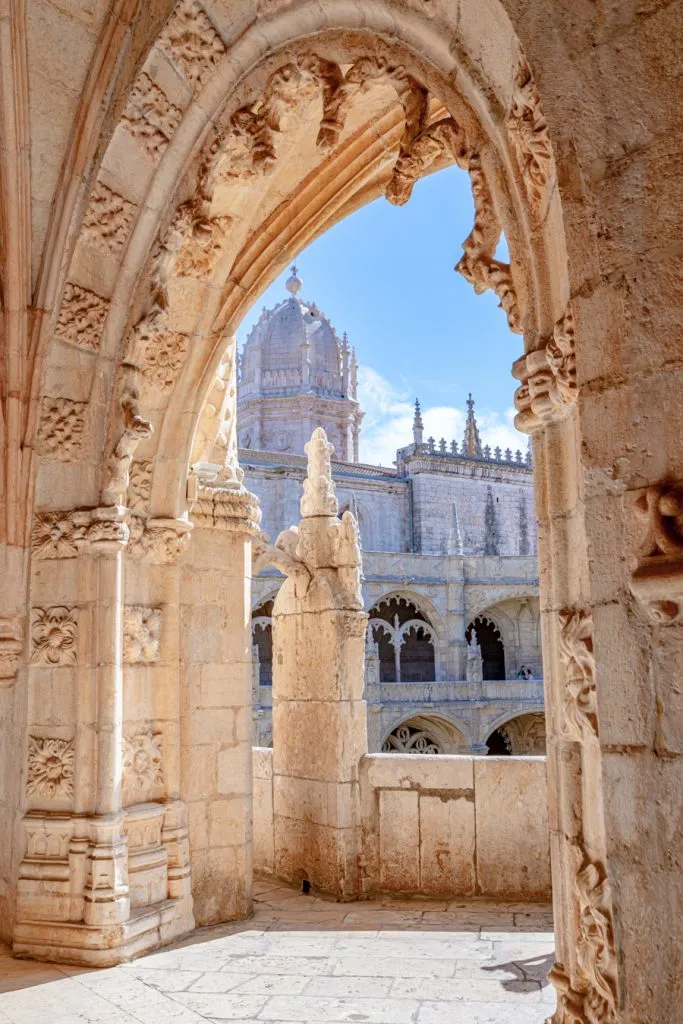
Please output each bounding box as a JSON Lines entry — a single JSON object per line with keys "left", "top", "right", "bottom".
{"left": 357, "top": 365, "right": 527, "bottom": 465}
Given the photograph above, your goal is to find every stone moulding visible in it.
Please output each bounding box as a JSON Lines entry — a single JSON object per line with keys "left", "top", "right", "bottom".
{"left": 189, "top": 480, "right": 262, "bottom": 536}
{"left": 630, "top": 482, "right": 683, "bottom": 621}
{"left": 26, "top": 736, "right": 75, "bottom": 800}
{"left": 512, "top": 308, "right": 577, "bottom": 433}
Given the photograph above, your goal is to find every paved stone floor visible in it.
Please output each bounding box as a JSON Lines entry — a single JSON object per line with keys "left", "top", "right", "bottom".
{"left": 0, "top": 878, "right": 555, "bottom": 1023}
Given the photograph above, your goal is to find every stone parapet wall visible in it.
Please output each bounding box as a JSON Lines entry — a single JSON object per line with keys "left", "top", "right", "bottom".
{"left": 252, "top": 748, "right": 550, "bottom": 900}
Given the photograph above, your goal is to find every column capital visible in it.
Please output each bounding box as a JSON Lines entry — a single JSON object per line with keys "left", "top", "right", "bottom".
{"left": 511, "top": 307, "right": 577, "bottom": 434}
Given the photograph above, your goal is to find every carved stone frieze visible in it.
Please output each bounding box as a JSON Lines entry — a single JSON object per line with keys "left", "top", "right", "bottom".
{"left": 101, "top": 372, "right": 154, "bottom": 507}
{"left": 31, "top": 512, "right": 80, "bottom": 559}
{"left": 512, "top": 308, "right": 577, "bottom": 432}
{"left": 55, "top": 283, "right": 109, "bottom": 351}
{"left": 189, "top": 480, "right": 262, "bottom": 536}
{"left": 37, "top": 397, "right": 87, "bottom": 459}
{"left": 128, "top": 461, "right": 153, "bottom": 514}
{"left": 121, "top": 71, "right": 183, "bottom": 158}
{"left": 127, "top": 516, "right": 193, "bottom": 563}
{"left": 30, "top": 606, "right": 78, "bottom": 666}
{"left": 123, "top": 606, "right": 162, "bottom": 664}
{"left": 557, "top": 608, "right": 598, "bottom": 741}
{"left": 26, "top": 736, "right": 75, "bottom": 800}
{"left": 630, "top": 482, "right": 683, "bottom": 617}
{"left": 123, "top": 730, "right": 164, "bottom": 796}
{"left": 157, "top": 0, "right": 225, "bottom": 92}
{"left": 0, "top": 615, "right": 24, "bottom": 680}
{"left": 507, "top": 56, "right": 554, "bottom": 216}
{"left": 72, "top": 505, "right": 130, "bottom": 550}
{"left": 81, "top": 180, "right": 137, "bottom": 256}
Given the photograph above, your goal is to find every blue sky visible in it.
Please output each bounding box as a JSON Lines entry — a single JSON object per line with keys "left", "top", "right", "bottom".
{"left": 237, "top": 165, "right": 526, "bottom": 466}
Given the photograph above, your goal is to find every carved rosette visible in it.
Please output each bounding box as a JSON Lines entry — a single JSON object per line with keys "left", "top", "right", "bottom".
{"left": 30, "top": 607, "right": 78, "bottom": 666}
{"left": 123, "top": 606, "right": 162, "bottom": 663}
{"left": 512, "top": 308, "right": 577, "bottom": 433}
{"left": 123, "top": 730, "right": 164, "bottom": 798}
{"left": 557, "top": 608, "right": 598, "bottom": 742}
{"left": 630, "top": 482, "right": 683, "bottom": 619}
{"left": 32, "top": 512, "right": 80, "bottom": 559}
{"left": 26, "top": 736, "right": 75, "bottom": 800}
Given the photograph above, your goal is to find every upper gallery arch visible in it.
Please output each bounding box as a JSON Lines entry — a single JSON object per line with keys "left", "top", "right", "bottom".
{"left": 35, "top": 0, "right": 566, "bottom": 528}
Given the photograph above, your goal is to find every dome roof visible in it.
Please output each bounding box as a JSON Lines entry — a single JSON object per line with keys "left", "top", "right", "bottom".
{"left": 240, "top": 268, "right": 344, "bottom": 391}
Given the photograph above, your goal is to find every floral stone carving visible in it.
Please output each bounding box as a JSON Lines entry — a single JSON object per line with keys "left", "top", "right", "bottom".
{"left": 30, "top": 607, "right": 78, "bottom": 666}
{"left": 31, "top": 512, "right": 80, "bottom": 559}
{"left": 157, "top": 0, "right": 225, "bottom": 92}
{"left": 27, "top": 736, "right": 75, "bottom": 800}
{"left": 557, "top": 608, "right": 598, "bottom": 741}
{"left": 81, "top": 180, "right": 136, "bottom": 256}
{"left": 128, "top": 461, "right": 153, "bottom": 514}
{"left": 123, "top": 731, "right": 164, "bottom": 794}
{"left": 37, "top": 398, "right": 87, "bottom": 459}
{"left": 121, "top": 72, "right": 183, "bottom": 159}
{"left": 0, "top": 615, "right": 24, "bottom": 680}
{"left": 55, "top": 283, "right": 109, "bottom": 351}
{"left": 101, "top": 373, "right": 153, "bottom": 507}
{"left": 507, "top": 56, "right": 554, "bottom": 216}
{"left": 123, "top": 606, "right": 162, "bottom": 663}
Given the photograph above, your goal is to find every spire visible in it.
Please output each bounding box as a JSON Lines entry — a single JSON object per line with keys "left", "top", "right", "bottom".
{"left": 448, "top": 502, "right": 463, "bottom": 555}
{"left": 462, "top": 393, "right": 482, "bottom": 458}
{"left": 350, "top": 347, "right": 358, "bottom": 400}
{"left": 286, "top": 264, "right": 303, "bottom": 296}
{"left": 412, "top": 398, "right": 424, "bottom": 445}
{"left": 301, "top": 427, "right": 338, "bottom": 518}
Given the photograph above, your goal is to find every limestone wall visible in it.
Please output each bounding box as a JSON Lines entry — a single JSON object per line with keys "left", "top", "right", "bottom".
{"left": 252, "top": 748, "right": 550, "bottom": 900}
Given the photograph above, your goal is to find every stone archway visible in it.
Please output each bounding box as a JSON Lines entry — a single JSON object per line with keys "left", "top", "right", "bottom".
{"left": 382, "top": 714, "right": 467, "bottom": 755}
{"left": 1, "top": 2, "right": 654, "bottom": 1020}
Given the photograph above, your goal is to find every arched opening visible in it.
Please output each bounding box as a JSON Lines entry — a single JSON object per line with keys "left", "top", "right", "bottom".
{"left": 382, "top": 715, "right": 466, "bottom": 755}
{"left": 487, "top": 712, "right": 546, "bottom": 755}
{"left": 368, "top": 595, "right": 436, "bottom": 682}
{"left": 252, "top": 599, "right": 274, "bottom": 687}
{"left": 466, "top": 616, "right": 505, "bottom": 680}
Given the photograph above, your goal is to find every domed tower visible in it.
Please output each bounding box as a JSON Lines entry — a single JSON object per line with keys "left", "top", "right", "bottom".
{"left": 237, "top": 267, "right": 364, "bottom": 461}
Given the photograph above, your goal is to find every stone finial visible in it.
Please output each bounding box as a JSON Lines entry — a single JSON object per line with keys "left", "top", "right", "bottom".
{"left": 350, "top": 347, "right": 358, "bottom": 400}
{"left": 494, "top": 446, "right": 502, "bottom": 461}
{"left": 301, "top": 427, "right": 338, "bottom": 518}
{"left": 462, "top": 393, "right": 483, "bottom": 457}
{"left": 450, "top": 439, "right": 458, "bottom": 455}
{"left": 286, "top": 265, "right": 302, "bottom": 296}
{"left": 439, "top": 437, "right": 447, "bottom": 453}
{"left": 505, "top": 447, "right": 512, "bottom": 462}
{"left": 427, "top": 436, "right": 435, "bottom": 453}
{"left": 483, "top": 444, "right": 491, "bottom": 459}
{"left": 412, "top": 398, "right": 424, "bottom": 445}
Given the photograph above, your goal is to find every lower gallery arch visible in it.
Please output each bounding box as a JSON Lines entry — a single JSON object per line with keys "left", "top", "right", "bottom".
{"left": 485, "top": 710, "right": 547, "bottom": 755}
{"left": 382, "top": 715, "right": 468, "bottom": 755}
{"left": 3, "top": 2, "right": 635, "bottom": 1023}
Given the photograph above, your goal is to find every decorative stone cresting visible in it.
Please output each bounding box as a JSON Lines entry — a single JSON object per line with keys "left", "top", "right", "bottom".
{"left": 55, "top": 283, "right": 109, "bottom": 351}
{"left": 512, "top": 307, "right": 577, "bottom": 432}
{"left": 630, "top": 482, "right": 683, "bottom": 619}
{"left": 37, "top": 398, "right": 87, "bottom": 459}
{"left": 123, "top": 730, "right": 164, "bottom": 796}
{"left": 123, "top": 606, "right": 162, "bottom": 664}
{"left": 30, "top": 606, "right": 78, "bottom": 666}
{"left": 557, "top": 608, "right": 598, "bottom": 741}
{"left": 26, "top": 736, "right": 75, "bottom": 800}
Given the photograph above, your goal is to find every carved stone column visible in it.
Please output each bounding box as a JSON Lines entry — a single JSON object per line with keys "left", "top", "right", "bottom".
{"left": 512, "top": 310, "right": 619, "bottom": 1024}
{"left": 260, "top": 428, "right": 367, "bottom": 898}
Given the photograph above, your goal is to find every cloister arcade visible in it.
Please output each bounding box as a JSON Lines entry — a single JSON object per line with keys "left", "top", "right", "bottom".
{"left": 0, "top": 1, "right": 680, "bottom": 1022}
